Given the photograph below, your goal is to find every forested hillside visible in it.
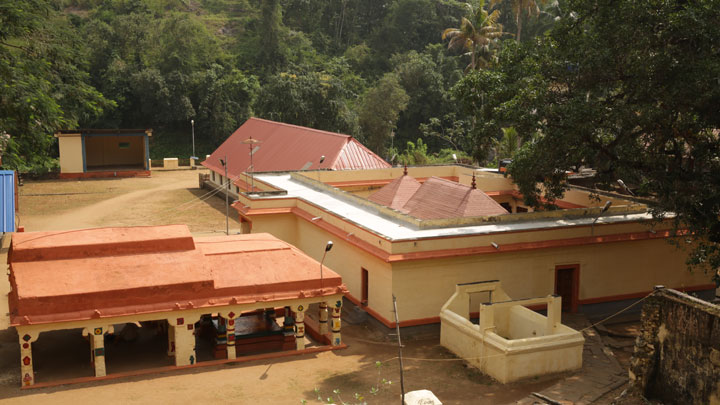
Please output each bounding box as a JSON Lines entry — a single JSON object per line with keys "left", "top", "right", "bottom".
{"left": 1, "top": 0, "right": 560, "bottom": 171}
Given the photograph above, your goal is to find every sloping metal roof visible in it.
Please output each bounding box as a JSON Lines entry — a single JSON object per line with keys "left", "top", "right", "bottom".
{"left": 202, "top": 118, "right": 390, "bottom": 180}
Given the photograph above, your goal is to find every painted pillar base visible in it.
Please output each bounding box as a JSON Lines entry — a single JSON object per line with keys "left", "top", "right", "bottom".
{"left": 83, "top": 325, "right": 113, "bottom": 378}
{"left": 226, "top": 311, "right": 237, "bottom": 360}
{"left": 318, "top": 302, "right": 329, "bottom": 335}
{"left": 169, "top": 315, "right": 200, "bottom": 367}
{"left": 18, "top": 331, "right": 39, "bottom": 387}
{"left": 167, "top": 324, "right": 176, "bottom": 356}
{"left": 330, "top": 299, "right": 343, "bottom": 346}
{"left": 294, "top": 304, "right": 306, "bottom": 351}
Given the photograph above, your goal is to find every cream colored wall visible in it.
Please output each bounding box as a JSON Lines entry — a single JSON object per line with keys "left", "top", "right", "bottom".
{"left": 57, "top": 135, "right": 84, "bottom": 173}
{"left": 392, "top": 238, "right": 705, "bottom": 321}
{"left": 249, "top": 214, "right": 395, "bottom": 319}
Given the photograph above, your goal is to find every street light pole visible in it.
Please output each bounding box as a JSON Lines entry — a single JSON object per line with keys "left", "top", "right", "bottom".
{"left": 320, "top": 241, "right": 333, "bottom": 291}
{"left": 220, "top": 155, "right": 229, "bottom": 235}
{"left": 191, "top": 119, "right": 196, "bottom": 159}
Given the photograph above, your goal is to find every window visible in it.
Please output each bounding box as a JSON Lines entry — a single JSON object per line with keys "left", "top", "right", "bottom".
{"left": 118, "top": 142, "right": 130, "bottom": 149}
{"left": 211, "top": 172, "right": 215, "bottom": 182}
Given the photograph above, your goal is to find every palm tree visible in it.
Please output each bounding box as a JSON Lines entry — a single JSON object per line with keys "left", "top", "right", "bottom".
{"left": 491, "top": 0, "right": 548, "bottom": 42}
{"left": 442, "top": 0, "right": 503, "bottom": 71}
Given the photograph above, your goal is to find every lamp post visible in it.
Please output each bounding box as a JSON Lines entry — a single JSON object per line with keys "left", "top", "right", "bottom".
{"left": 241, "top": 137, "right": 261, "bottom": 193}
{"left": 190, "top": 120, "right": 196, "bottom": 161}
{"left": 219, "top": 156, "right": 229, "bottom": 235}
{"left": 320, "top": 241, "right": 333, "bottom": 291}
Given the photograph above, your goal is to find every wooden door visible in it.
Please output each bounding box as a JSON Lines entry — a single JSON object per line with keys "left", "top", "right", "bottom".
{"left": 361, "top": 268, "right": 369, "bottom": 306}
{"left": 555, "top": 265, "right": 579, "bottom": 312}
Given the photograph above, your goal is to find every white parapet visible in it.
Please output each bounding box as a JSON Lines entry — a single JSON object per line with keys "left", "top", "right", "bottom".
{"left": 439, "top": 281, "right": 584, "bottom": 383}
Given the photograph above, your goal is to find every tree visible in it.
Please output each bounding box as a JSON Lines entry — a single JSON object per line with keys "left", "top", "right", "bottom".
{"left": 442, "top": 0, "right": 503, "bottom": 71}
{"left": 490, "top": 0, "right": 548, "bottom": 42}
{"left": 0, "top": 0, "right": 110, "bottom": 172}
{"left": 455, "top": 0, "right": 720, "bottom": 278}
{"left": 255, "top": 66, "right": 358, "bottom": 135}
{"left": 358, "top": 74, "right": 410, "bottom": 156}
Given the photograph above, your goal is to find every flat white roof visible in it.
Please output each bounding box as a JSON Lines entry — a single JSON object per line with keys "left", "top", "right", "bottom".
{"left": 254, "top": 174, "right": 653, "bottom": 241}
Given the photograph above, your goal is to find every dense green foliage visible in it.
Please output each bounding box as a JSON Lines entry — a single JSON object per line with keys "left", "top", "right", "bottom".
{"left": 4, "top": 0, "right": 528, "bottom": 168}
{"left": 454, "top": 0, "right": 720, "bottom": 277}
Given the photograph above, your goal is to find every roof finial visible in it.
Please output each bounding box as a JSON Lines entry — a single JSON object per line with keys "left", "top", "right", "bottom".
{"left": 471, "top": 173, "right": 477, "bottom": 189}
{"left": 404, "top": 164, "right": 408, "bottom": 176}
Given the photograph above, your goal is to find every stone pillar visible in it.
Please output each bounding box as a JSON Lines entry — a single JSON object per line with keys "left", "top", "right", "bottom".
{"left": 318, "top": 302, "right": 329, "bottom": 335}
{"left": 167, "top": 324, "right": 176, "bottom": 356}
{"left": 18, "top": 330, "right": 39, "bottom": 387}
{"left": 83, "top": 325, "right": 113, "bottom": 378}
{"left": 226, "top": 311, "right": 237, "bottom": 360}
{"left": 330, "top": 299, "right": 342, "bottom": 346}
{"left": 546, "top": 295, "right": 562, "bottom": 335}
{"left": 294, "top": 304, "right": 306, "bottom": 350}
{"left": 169, "top": 315, "right": 200, "bottom": 367}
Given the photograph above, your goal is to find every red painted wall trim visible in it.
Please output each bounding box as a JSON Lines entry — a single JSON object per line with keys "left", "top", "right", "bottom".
{"left": 385, "top": 230, "right": 675, "bottom": 262}
{"left": 578, "top": 283, "right": 716, "bottom": 305}
{"left": 327, "top": 176, "right": 459, "bottom": 189}
{"left": 292, "top": 208, "right": 392, "bottom": 261}
{"left": 245, "top": 204, "right": 677, "bottom": 264}
{"left": 345, "top": 293, "right": 395, "bottom": 329}
{"left": 59, "top": 170, "right": 151, "bottom": 179}
{"left": 347, "top": 284, "right": 716, "bottom": 328}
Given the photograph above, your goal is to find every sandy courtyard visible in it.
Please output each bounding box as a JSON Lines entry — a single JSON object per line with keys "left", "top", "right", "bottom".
{"left": 0, "top": 169, "right": 562, "bottom": 404}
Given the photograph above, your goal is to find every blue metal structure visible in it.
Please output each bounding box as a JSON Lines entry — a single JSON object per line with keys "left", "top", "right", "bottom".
{"left": 0, "top": 170, "right": 15, "bottom": 232}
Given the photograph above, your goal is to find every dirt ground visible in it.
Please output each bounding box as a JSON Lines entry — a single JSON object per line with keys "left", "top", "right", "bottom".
{"left": 0, "top": 169, "right": 627, "bottom": 404}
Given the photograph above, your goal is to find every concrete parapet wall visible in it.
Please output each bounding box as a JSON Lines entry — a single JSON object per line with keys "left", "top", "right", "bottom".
{"left": 439, "top": 282, "right": 584, "bottom": 383}
{"left": 629, "top": 288, "right": 720, "bottom": 405}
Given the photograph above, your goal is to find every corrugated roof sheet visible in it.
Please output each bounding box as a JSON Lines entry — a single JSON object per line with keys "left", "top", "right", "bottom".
{"left": 202, "top": 118, "right": 390, "bottom": 180}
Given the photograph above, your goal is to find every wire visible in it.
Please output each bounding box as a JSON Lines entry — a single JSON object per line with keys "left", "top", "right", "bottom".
{"left": 361, "top": 292, "right": 659, "bottom": 364}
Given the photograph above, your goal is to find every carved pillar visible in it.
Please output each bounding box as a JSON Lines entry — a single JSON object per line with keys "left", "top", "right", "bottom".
{"left": 226, "top": 311, "right": 237, "bottom": 360}
{"left": 318, "top": 302, "right": 329, "bottom": 335}
{"left": 17, "top": 330, "right": 39, "bottom": 387}
{"left": 169, "top": 315, "right": 200, "bottom": 367}
{"left": 330, "top": 299, "right": 342, "bottom": 346}
{"left": 293, "top": 304, "right": 306, "bottom": 350}
{"left": 82, "top": 325, "right": 114, "bottom": 378}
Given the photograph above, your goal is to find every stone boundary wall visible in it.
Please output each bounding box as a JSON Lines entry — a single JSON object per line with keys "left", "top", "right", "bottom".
{"left": 629, "top": 288, "right": 720, "bottom": 405}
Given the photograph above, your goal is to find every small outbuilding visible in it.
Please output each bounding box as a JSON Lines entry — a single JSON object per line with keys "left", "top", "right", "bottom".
{"left": 54, "top": 129, "right": 152, "bottom": 178}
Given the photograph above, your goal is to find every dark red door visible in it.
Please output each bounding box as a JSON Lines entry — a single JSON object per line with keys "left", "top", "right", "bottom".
{"left": 361, "top": 268, "right": 369, "bottom": 306}
{"left": 555, "top": 265, "right": 579, "bottom": 312}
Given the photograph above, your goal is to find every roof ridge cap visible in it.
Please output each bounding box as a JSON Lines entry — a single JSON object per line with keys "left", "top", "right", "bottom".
{"left": 249, "top": 117, "right": 351, "bottom": 139}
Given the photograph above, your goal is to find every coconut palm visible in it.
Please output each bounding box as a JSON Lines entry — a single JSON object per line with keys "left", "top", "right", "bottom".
{"left": 491, "top": 0, "right": 549, "bottom": 42}
{"left": 442, "top": 0, "right": 503, "bottom": 71}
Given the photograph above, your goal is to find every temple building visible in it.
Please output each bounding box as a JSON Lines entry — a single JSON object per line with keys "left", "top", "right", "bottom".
{"left": 230, "top": 165, "right": 715, "bottom": 328}
{"left": 7, "top": 225, "right": 346, "bottom": 387}
{"left": 201, "top": 117, "right": 390, "bottom": 199}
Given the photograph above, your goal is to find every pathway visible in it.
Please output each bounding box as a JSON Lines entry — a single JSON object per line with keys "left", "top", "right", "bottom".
{"left": 516, "top": 313, "right": 628, "bottom": 405}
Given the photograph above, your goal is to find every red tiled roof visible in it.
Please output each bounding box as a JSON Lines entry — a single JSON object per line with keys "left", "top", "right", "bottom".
{"left": 367, "top": 175, "right": 421, "bottom": 210}
{"left": 202, "top": 118, "right": 390, "bottom": 180}
{"left": 402, "top": 177, "right": 508, "bottom": 219}
{"left": 8, "top": 226, "right": 346, "bottom": 325}
{"left": 368, "top": 176, "right": 508, "bottom": 219}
